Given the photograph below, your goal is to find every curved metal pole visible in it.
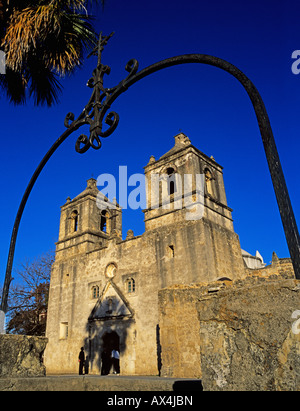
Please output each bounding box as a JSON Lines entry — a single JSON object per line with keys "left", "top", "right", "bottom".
{"left": 2, "top": 50, "right": 299, "bottom": 326}
{"left": 0, "top": 119, "right": 84, "bottom": 314}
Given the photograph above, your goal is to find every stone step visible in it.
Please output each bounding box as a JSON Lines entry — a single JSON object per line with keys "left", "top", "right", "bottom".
{"left": 0, "top": 374, "right": 203, "bottom": 392}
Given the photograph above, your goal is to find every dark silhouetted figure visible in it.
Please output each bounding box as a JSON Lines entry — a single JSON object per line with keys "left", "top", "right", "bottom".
{"left": 78, "top": 347, "right": 85, "bottom": 375}
{"left": 84, "top": 355, "right": 89, "bottom": 375}
{"left": 101, "top": 348, "right": 111, "bottom": 375}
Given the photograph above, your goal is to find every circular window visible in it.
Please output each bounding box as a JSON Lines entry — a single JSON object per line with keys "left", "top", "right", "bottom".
{"left": 105, "top": 263, "right": 117, "bottom": 279}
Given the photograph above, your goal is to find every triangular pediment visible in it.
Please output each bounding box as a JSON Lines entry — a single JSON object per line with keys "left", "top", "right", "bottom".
{"left": 89, "top": 280, "right": 134, "bottom": 321}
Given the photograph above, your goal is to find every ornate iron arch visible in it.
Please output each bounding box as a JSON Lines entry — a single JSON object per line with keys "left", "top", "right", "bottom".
{"left": 1, "top": 33, "right": 299, "bottom": 319}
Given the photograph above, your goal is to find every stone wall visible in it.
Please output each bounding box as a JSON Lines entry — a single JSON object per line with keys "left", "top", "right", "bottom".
{"left": 45, "top": 216, "right": 245, "bottom": 375}
{"left": 0, "top": 335, "right": 47, "bottom": 378}
{"left": 158, "top": 284, "right": 204, "bottom": 379}
{"left": 158, "top": 271, "right": 300, "bottom": 390}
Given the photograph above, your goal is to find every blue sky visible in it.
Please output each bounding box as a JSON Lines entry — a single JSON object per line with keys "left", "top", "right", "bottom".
{"left": 1, "top": 0, "right": 300, "bottom": 287}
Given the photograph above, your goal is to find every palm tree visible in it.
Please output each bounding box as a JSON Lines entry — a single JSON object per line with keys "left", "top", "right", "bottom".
{"left": 0, "top": 0, "right": 104, "bottom": 106}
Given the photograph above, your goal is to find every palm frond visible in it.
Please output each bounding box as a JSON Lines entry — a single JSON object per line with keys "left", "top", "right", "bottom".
{"left": 3, "top": 7, "right": 36, "bottom": 71}
{"left": 28, "top": 57, "right": 62, "bottom": 106}
{"left": 1, "top": 0, "right": 103, "bottom": 106}
{"left": 0, "top": 66, "right": 27, "bottom": 104}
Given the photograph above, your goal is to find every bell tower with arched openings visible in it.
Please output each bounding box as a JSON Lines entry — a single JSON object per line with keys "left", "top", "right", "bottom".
{"left": 56, "top": 178, "right": 122, "bottom": 257}
{"left": 143, "top": 132, "right": 234, "bottom": 233}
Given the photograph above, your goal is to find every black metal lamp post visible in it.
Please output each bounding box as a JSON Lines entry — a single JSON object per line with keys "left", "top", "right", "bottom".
{"left": 1, "top": 33, "right": 299, "bottom": 331}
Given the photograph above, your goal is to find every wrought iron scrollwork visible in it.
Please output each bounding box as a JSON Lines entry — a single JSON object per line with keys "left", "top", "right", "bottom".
{"left": 64, "top": 32, "right": 140, "bottom": 154}
{"left": 123, "top": 58, "right": 139, "bottom": 85}
{"left": 64, "top": 112, "right": 75, "bottom": 128}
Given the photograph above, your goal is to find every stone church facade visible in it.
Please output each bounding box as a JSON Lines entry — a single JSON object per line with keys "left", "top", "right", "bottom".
{"left": 45, "top": 132, "right": 248, "bottom": 375}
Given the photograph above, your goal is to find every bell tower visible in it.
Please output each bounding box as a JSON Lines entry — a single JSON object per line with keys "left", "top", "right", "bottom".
{"left": 143, "top": 132, "right": 234, "bottom": 232}
{"left": 143, "top": 132, "right": 245, "bottom": 282}
{"left": 55, "top": 178, "right": 122, "bottom": 257}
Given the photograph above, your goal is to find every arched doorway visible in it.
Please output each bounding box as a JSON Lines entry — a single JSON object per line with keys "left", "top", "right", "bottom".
{"left": 101, "top": 331, "right": 120, "bottom": 375}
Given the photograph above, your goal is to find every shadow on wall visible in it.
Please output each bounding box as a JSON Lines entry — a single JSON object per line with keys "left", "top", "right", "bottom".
{"left": 83, "top": 320, "right": 162, "bottom": 376}
{"left": 156, "top": 324, "right": 162, "bottom": 376}
{"left": 83, "top": 318, "right": 134, "bottom": 375}
{"left": 82, "top": 279, "right": 162, "bottom": 376}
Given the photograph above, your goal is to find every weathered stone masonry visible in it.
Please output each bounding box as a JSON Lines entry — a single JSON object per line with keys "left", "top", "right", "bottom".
{"left": 158, "top": 267, "right": 300, "bottom": 390}
{"left": 45, "top": 133, "right": 246, "bottom": 375}
{"left": 44, "top": 132, "right": 299, "bottom": 389}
